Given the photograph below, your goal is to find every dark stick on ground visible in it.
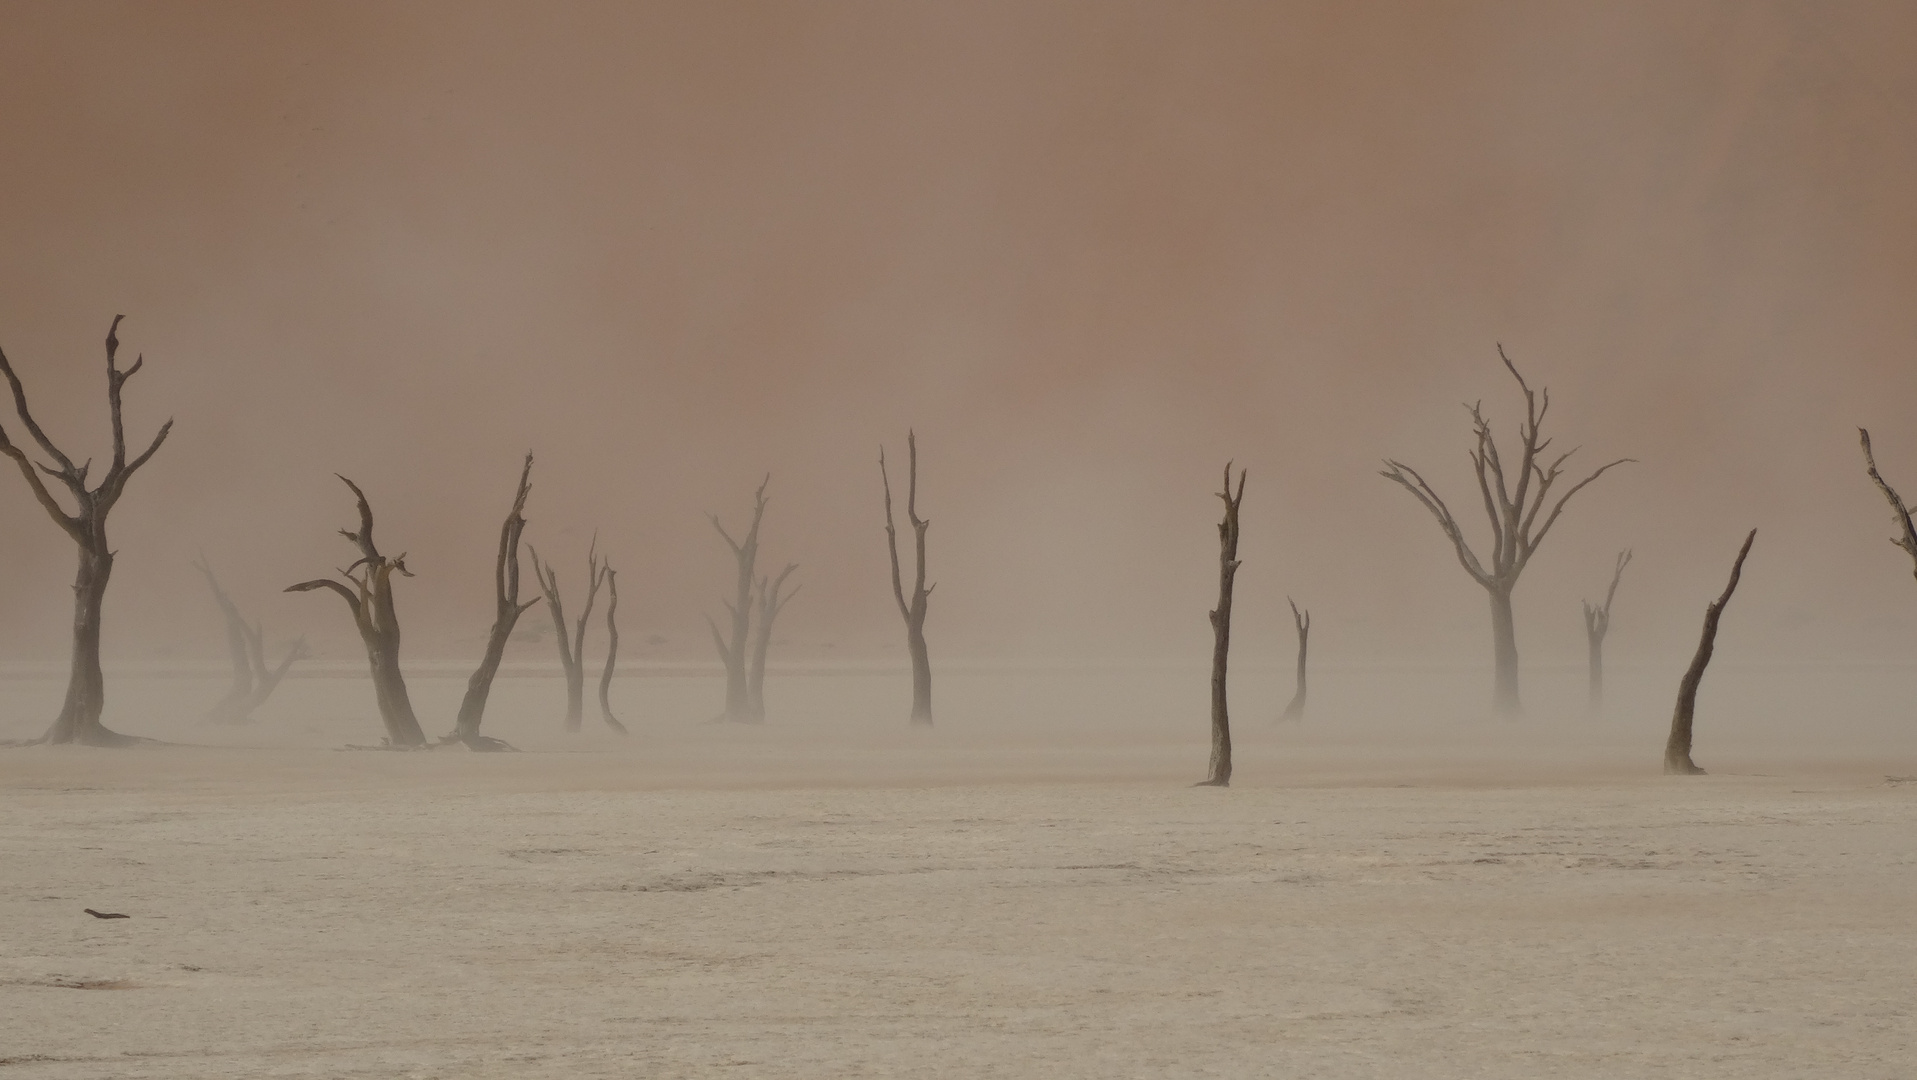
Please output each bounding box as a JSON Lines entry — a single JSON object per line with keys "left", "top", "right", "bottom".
{"left": 447, "top": 453, "right": 537, "bottom": 751}
{"left": 286, "top": 477, "right": 426, "bottom": 748}
{"left": 1382, "top": 346, "right": 1631, "bottom": 716}
{"left": 1199, "top": 463, "right": 1246, "bottom": 787}
{"left": 1859, "top": 428, "right": 1917, "bottom": 583}
{"left": 1281, "top": 597, "right": 1309, "bottom": 722}
{"left": 1664, "top": 529, "right": 1756, "bottom": 776}
{"left": 881, "top": 432, "right": 934, "bottom": 725}
{"left": 1582, "top": 549, "right": 1631, "bottom": 711}
{"left": 597, "top": 564, "right": 628, "bottom": 735}
{"left": 0, "top": 316, "right": 173, "bottom": 746}
{"left": 194, "top": 556, "right": 307, "bottom": 725}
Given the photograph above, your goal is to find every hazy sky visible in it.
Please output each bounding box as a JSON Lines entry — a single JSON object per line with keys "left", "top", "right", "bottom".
{"left": 2, "top": 1, "right": 1915, "bottom": 675}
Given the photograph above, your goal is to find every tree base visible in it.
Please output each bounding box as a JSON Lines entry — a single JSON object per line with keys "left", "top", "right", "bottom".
{"left": 1193, "top": 777, "right": 1230, "bottom": 788}
{"left": 1663, "top": 754, "right": 1706, "bottom": 775}
{"left": 37, "top": 723, "right": 156, "bottom": 748}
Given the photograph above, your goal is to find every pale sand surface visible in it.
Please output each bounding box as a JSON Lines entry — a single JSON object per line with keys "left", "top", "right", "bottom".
{"left": 2, "top": 667, "right": 1915, "bottom": 1077}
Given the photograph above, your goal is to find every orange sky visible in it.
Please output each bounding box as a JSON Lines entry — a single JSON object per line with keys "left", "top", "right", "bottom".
{"left": 2, "top": 0, "right": 1915, "bottom": 673}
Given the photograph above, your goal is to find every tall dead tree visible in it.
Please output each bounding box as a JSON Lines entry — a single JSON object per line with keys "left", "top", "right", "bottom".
{"left": 0, "top": 316, "right": 172, "bottom": 745}
{"left": 708, "top": 477, "right": 770, "bottom": 723}
{"left": 448, "top": 453, "right": 538, "bottom": 750}
{"left": 748, "top": 563, "right": 799, "bottom": 723}
{"left": 1280, "top": 597, "right": 1309, "bottom": 722}
{"left": 597, "top": 564, "right": 628, "bottom": 735}
{"left": 881, "top": 433, "right": 933, "bottom": 725}
{"left": 287, "top": 477, "right": 426, "bottom": 747}
{"left": 1382, "top": 346, "right": 1632, "bottom": 715}
{"left": 1859, "top": 429, "right": 1917, "bottom": 583}
{"left": 1582, "top": 549, "right": 1632, "bottom": 710}
{"left": 528, "top": 538, "right": 612, "bottom": 734}
{"left": 1199, "top": 464, "right": 1247, "bottom": 787}
{"left": 193, "top": 557, "right": 307, "bottom": 725}
{"left": 1665, "top": 529, "right": 1756, "bottom": 775}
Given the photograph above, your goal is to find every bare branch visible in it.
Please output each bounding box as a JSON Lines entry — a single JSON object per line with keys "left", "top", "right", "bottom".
{"left": 1522, "top": 457, "right": 1636, "bottom": 566}
{"left": 1380, "top": 459, "right": 1492, "bottom": 585}
{"left": 285, "top": 577, "right": 362, "bottom": 615}
{"left": 1860, "top": 428, "right": 1917, "bottom": 579}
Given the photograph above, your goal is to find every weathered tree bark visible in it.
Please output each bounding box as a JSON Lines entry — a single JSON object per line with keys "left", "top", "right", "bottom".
{"left": 194, "top": 557, "right": 307, "bottom": 725}
{"left": 286, "top": 477, "right": 426, "bottom": 748}
{"left": 881, "top": 433, "right": 934, "bottom": 725}
{"left": 448, "top": 453, "right": 537, "bottom": 751}
{"left": 1200, "top": 464, "right": 1247, "bottom": 786}
{"left": 1859, "top": 429, "right": 1917, "bottom": 583}
{"left": 597, "top": 564, "right": 629, "bottom": 735}
{"left": 1382, "top": 346, "right": 1631, "bottom": 716}
{"left": 528, "top": 538, "right": 608, "bottom": 734}
{"left": 708, "top": 477, "right": 770, "bottom": 723}
{"left": 1664, "top": 529, "right": 1756, "bottom": 775}
{"left": 747, "top": 563, "right": 799, "bottom": 724}
{"left": 1582, "top": 548, "right": 1631, "bottom": 710}
{"left": 1281, "top": 597, "right": 1309, "bottom": 722}
{"left": 0, "top": 316, "right": 172, "bottom": 746}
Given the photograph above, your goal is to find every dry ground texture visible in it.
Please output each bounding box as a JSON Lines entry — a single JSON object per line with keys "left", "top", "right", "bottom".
{"left": 2, "top": 665, "right": 1914, "bottom": 1078}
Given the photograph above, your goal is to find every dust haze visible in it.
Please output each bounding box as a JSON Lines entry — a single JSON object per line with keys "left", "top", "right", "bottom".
{"left": 3, "top": 2, "right": 1916, "bottom": 1076}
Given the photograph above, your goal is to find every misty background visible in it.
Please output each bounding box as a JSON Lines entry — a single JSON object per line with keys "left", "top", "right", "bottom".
{"left": 1, "top": 0, "right": 1914, "bottom": 702}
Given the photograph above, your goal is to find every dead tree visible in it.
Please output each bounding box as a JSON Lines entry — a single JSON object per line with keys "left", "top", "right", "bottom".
{"left": 193, "top": 557, "right": 307, "bottom": 725}
{"left": 528, "top": 538, "right": 611, "bottom": 733}
{"left": 597, "top": 564, "right": 628, "bottom": 735}
{"left": 448, "top": 453, "right": 537, "bottom": 750}
{"left": 1382, "top": 346, "right": 1631, "bottom": 715}
{"left": 1664, "top": 529, "right": 1756, "bottom": 775}
{"left": 707, "top": 477, "right": 770, "bottom": 723}
{"left": 1199, "top": 464, "right": 1247, "bottom": 787}
{"left": 286, "top": 477, "right": 425, "bottom": 747}
{"left": 1280, "top": 597, "right": 1309, "bottom": 722}
{"left": 1859, "top": 429, "right": 1917, "bottom": 583}
{"left": 1582, "top": 549, "right": 1632, "bottom": 710}
{"left": 0, "top": 317, "right": 172, "bottom": 745}
{"left": 748, "top": 563, "right": 800, "bottom": 723}
{"left": 881, "top": 433, "right": 933, "bottom": 725}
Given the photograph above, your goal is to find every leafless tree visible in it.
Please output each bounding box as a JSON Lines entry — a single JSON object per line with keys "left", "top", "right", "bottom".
{"left": 528, "top": 537, "right": 613, "bottom": 734}
{"left": 448, "top": 453, "right": 537, "bottom": 750}
{"left": 881, "top": 433, "right": 933, "bottom": 725}
{"left": 1582, "top": 549, "right": 1631, "bottom": 710}
{"left": 286, "top": 477, "right": 426, "bottom": 747}
{"left": 193, "top": 557, "right": 307, "bottom": 725}
{"left": 1280, "top": 597, "right": 1309, "bottom": 722}
{"left": 597, "top": 564, "right": 628, "bottom": 735}
{"left": 748, "top": 563, "right": 799, "bottom": 723}
{"left": 1381, "top": 346, "right": 1632, "bottom": 715}
{"left": 708, "top": 476, "right": 770, "bottom": 723}
{"left": 1859, "top": 428, "right": 1917, "bottom": 583}
{"left": 0, "top": 317, "right": 173, "bottom": 745}
{"left": 1665, "top": 529, "right": 1755, "bottom": 775}
{"left": 1199, "top": 464, "right": 1247, "bottom": 787}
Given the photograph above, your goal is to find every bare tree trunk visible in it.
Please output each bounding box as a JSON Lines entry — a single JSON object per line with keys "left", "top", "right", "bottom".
{"left": 0, "top": 317, "right": 172, "bottom": 746}
{"left": 1582, "top": 549, "right": 1631, "bottom": 712}
{"left": 1489, "top": 585, "right": 1519, "bottom": 716}
{"left": 1382, "top": 347, "right": 1632, "bottom": 717}
{"left": 287, "top": 477, "right": 426, "bottom": 748}
{"left": 1859, "top": 429, "right": 1917, "bottom": 582}
{"left": 197, "top": 557, "right": 306, "bottom": 725}
{"left": 1665, "top": 529, "right": 1755, "bottom": 775}
{"left": 1281, "top": 597, "right": 1308, "bottom": 722}
{"left": 451, "top": 454, "right": 536, "bottom": 750}
{"left": 529, "top": 539, "right": 605, "bottom": 733}
{"left": 748, "top": 563, "right": 799, "bottom": 724}
{"left": 881, "top": 433, "right": 934, "bottom": 725}
{"left": 598, "top": 565, "right": 628, "bottom": 735}
{"left": 710, "top": 477, "right": 770, "bottom": 723}
{"left": 1200, "top": 464, "right": 1246, "bottom": 787}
